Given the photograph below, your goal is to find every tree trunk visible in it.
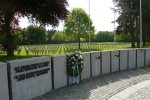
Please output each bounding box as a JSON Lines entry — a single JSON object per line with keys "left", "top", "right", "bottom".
{"left": 136, "top": 29, "right": 140, "bottom": 48}
{"left": 137, "top": 42, "right": 140, "bottom": 48}
{"left": 78, "top": 31, "right": 80, "bottom": 49}
{"left": 136, "top": 34, "right": 140, "bottom": 48}
{"left": 3, "top": 12, "right": 15, "bottom": 56}
{"left": 143, "top": 29, "right": 147, "bottom": 47}
{"left": 5, "top": 34, "right": 15, "bottom": 56}
{"left": 131, "top": 33, "right": 135, "bottom": 48}
{"left": 136, "top": 17, "right": 140, "bottom": 48}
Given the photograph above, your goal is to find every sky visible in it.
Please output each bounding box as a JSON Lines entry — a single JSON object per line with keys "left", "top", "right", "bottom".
{"left": 19, "top": 0, "right": 118, "bottom": 32}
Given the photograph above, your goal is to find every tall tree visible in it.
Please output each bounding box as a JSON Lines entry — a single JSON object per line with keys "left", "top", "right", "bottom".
{"left": 52, "top": 31, "right": 64, "bottom": 43}
{"left": 113, "top": 0, "right": 139, "bottom": 47}
{"left": 47, "top": 30, "right": 57, "bottom": 44}
{"left": 95, "top": 31, "right": 114, "bottom": 42}
{"left": 24, "top": 25, "right": 47, "bottom": 44}
{"left": 0, "top": 0, "right": 68, "bottom": 56}
{"left": 113, "top": 0, "right": 150, "bottom": 47}
{"left": 64, "top": 8, "right": 95, "bottom": 49}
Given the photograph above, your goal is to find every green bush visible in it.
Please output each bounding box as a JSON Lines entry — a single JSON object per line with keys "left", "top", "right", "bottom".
{"left": 115, "top": 34, "right": 131, "bottom": 42}
{"left": 95, "top": 31, "right": 114, "bottom": 42}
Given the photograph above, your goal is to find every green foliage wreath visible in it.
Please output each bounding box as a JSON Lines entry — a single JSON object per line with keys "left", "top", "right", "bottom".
{"left": 67, "top": 51, "right": 84, "bottom": 77}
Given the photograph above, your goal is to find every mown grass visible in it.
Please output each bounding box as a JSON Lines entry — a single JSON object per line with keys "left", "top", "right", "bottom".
{"left": 0, "top": 42, "right": 131, "bottom": 62}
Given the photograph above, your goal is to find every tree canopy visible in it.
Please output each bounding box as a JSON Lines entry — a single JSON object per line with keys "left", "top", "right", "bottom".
{"left": 52, "top": 31, "right": 64, "bottom": 43}
{"left": 47, "top": 30, "right": 57, "bottom": 44}
{"left": 95, "top": 31, "right": 114, "bottom": 42}
{"left": 0, "top": 0, "right": 68, "bottom": 56}
{"left": 113, "top": 0, "right": 150, "bottom": 47}
{"left": 64, "top": 8, "right": 95, "bottom": 49}
{"left": 24, "top": 25, "right": 47, "bottom": 44}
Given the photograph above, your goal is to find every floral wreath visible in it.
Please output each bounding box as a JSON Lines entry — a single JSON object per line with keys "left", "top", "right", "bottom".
{"left": 67, "top": 51, "right": 84, "bottom": 77}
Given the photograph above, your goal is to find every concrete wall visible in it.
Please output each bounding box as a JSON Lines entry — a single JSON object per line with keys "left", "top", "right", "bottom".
{"left": 146, "top": 49, "right": 150, "bottom": 66}
{"left": 91, "top": 51, "right": 101, "bottom": 77}
{"left": 137, "top": 49, "right": 145, "bottom": 68}
{"left": 120, "top": 50, "right": 128, "bottom": 70}
{"left": 128, "top": 49, "right": 136, "bottom": 69}
{"left": 102, "top": 51, "right": 111, "bottom": 74}
{"left": 111, "top": 51, "right": 120, "bottom": 72}
{"left": 81, "top": 53, "right": 91, "bottom": 80}
{"left": 1, "top": 48, "right": 150, "bottom": 100}
{"left": 53, "top": 56, "right": 67, "bottom": 89}
{"left": 0, "top": 62, "right": 9, "bottom": 100}
{"left": 7, "top": 57, "right": 52, "bottom": 100}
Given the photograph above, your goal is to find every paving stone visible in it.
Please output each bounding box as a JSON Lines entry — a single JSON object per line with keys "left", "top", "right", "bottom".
{"left": 125, "top": 85, "right": 150, "bottom": 100}
{"left": 108, "top": 96, "right": 123, "bottom": 100}
{"left": 33, "top": 67, "right": 150, "bottom": 100}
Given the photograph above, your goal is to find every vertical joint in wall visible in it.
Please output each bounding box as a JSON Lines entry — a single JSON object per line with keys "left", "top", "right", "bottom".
{"left": 7, "top": 62, "right": 13, "bottom": 100}
{"left": 51, "top": 57, "right": 55, "bottom": 90}
{"left": 90, "top": 53, "right": 92, "bottom": 78}
{"left": 119, "top": 51, "right": 121, "bottom": 71}
{"left": 110, "top": 51, "right": 112, "bottom": 73}
{"left": 100, "top": 52, "right": 102, "bottom": 75}
{"left": 136, "top": 49, "right": 137, "bottom": 68}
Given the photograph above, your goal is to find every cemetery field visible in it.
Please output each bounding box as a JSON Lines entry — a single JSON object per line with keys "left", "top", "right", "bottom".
{"left": 0, "top": 42, "right": 131, "bottom": 61}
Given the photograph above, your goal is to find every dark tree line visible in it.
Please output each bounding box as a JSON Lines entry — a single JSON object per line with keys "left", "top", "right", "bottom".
{"left": 113, "top": 0, "right": 150, "bottom": 47}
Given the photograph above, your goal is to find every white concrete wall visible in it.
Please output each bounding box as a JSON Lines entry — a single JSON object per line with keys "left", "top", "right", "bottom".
{"left": 102, "top": 51, "right": 110, "bottom": 74}
{"left": 7, "top": 57, "right": 52, "bottom": 100}
{"left": 128, "top": 50, "right": 136, "bottom": 69}
{"left": 0, "top": 49, "right": 147, "bottom": 100}
{"left": 120, "top": 50, "right": 128, "bottom": 70}
{"left": 146, "top": 49, "right": 150, "bottom": 66}
{"left": 91, "top": 52, "right": 101, "bottom": 77}
{"left": 0, "top": 62, "right": 9, "bottom": 100}
{"left": 111, "top": 51, "right": 120, "bottom": 72}
{"left": 137, "top": 49, "right": 145, "bottom": 68}
{"left": 81, "top": 53, "right": 91, "bottom": 80}
{"left": 53, "top": 56, "right": 67, "bottom": 89}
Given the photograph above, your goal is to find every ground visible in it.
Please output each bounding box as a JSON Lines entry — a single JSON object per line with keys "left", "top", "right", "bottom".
{"left": 33, "top": 67, "right": 150, "bottom": 100}
{"left": 126, "top": 85, "right": 150, "bottom": 100}
{"left": 0, "top": 42, "right": 130, "bottom": 61}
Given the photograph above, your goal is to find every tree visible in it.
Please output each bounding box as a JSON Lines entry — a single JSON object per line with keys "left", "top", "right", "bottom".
{"left": 113, "top": 0, "right": 139, "bottom": 47}
{"left": 95, "top": 31, "right": 114, "bottom": 42}
{"left": 0, "top": 0, "right": 68, "bottom": 56}
{"left": 14, "top": 30, "right": 23, "bottom": 45}
{"left": 24, "top": 25, "right": 47, "bottom": 44}
{"left": 113, "top": 0, "right": 150, "bottom": 47}
{"left": 47, "top": 30, "right": 57, "bottom": 44}
{"left": 115, "top": 34, "right": 132, "bottom": 42}
{"left": 64, "top": 8, "right": 95, "bottom": 49}
{"left": 52, "top": 31, "right": 64, "bottom": 43}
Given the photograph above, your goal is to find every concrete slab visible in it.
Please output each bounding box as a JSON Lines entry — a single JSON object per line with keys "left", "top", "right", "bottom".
{"left": 102, "top": 51, "right": 110, "bottom": 74}
{"left": 81, "top": 53, "right": 91, "bottom": 80}
{"left": 91, "top": 52, "right": 101, "bottom": 77}
{"left": 0, "top": 62, "right": 9, "bottom": 100}
{"left": 53, "top": 56, "right": 67, "bottom": 89}
{"left": 7, "top": 57, "right": 52, "bottom": 100}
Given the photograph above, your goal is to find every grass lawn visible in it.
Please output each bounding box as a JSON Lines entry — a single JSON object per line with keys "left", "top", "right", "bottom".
{"left": 0, "top": 42, "right": 131, "bottom": 62}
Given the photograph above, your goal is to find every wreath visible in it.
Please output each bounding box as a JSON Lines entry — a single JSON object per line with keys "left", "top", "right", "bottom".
{"left": 67, "top": 51, "right": 84, "bottom": 77}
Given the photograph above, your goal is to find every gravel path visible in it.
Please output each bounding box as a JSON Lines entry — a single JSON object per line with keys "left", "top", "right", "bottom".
{"left": 33, "top": 67, "right": 150, "bottom": 100}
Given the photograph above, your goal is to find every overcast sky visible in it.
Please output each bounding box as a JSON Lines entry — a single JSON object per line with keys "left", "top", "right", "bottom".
{"left": 19, "top": 0, "right": 118, "bottom": 32}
